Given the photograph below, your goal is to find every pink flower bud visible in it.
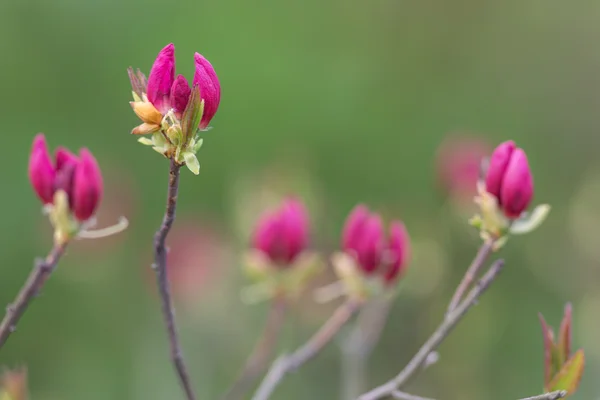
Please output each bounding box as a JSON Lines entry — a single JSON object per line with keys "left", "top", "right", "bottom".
{"left": 169, "top": 74, "right": 191, "bottom": 116}
{"left": 341, "top": 204, "right": 370, "bottom": 251}
{"left": 193, "top": 53, "right": 221, "bottom": 129}
{"left": 500, "top": 148, "right": 533, "bottom": 218}
{"left": 252, "top": 198, "right": 309, "bottom": 266}
{"left": 341, "top": 205, "right": 411, "bottom": 283}
{"left": 147, "top": 43, "right": 175, "bottom": 113}
{"left": 71, "top": 149, "right": 103, "bottom": 222}
{"left": 28, "top": 134, "right": 55, "bottom": 204}
{"left": 384, "top": 221, "right": 411, "bottom": 284}
{"left": 485, "top": 140, "right": 516, "bottom": 200}
{"left": 342, "top": 205, "right": 384, "bottom": 274}
{"left": 485, "top": 141, "right": 534, "bottom": 218}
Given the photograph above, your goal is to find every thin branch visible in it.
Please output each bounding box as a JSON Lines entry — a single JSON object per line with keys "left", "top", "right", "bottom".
{"left": 358, "top": 259, "right": 505, "bottom": 400}
{"left": 342, "top": 298, "right": 392, "bottom": 399}
{"left": 518, "top": 391, "right": 567, "bottom": 400}
{"left": 446, "top": 240, "right": 494, "bottom": 314}
{"left": 221, "top": 296, "right": 287, "bottom": 400}
{"left": 153, "top": 158, "right": 196, "bottom": 400}
{"left": 0, "top": 243, "right": 68, "bottom": 350}
{"left": 392, "top": 391, "right": 435, "bottom": 400}
{"left": 252, "top": 299, "right": 361, "bottom": 400}
{"left": 391, "top": 390, "right": 567, "bottom": 400}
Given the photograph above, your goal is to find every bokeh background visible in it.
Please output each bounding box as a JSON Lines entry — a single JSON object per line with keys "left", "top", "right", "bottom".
{"left": 1, "top": 0, "right": 599, "bottom": 399}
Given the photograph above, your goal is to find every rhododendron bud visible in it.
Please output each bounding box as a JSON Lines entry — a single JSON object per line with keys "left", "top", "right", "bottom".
{"left": 354, "top": 215, "right": 384, "bottom": 274}
{"left": 340, "top": 205, "right": 411, "bottom": 289}
{"left": 170, "top": 74, "right": 191, "bottom": 116}
{"left": 129, "top": 45, "right": 220, "bottom": 174}
{"left": 28, "top": 134, "right": 55, "bottom": 204}
{"left": 27, "top": 134, "right": 103, "bottom": 224}
{"left": 72, "top": 149, "right": 103, "bottom": 222}
{"left": 146, "top": 43, "right": 175, "bottom": 113}
{"left": 193, "top": 52, "right": 221, "bottom": 130}
{"left": 485, "top": 141, "right": 533, "bottom": 218}
{"left": 342, "top": 204, "right": 370, "bottom": 251}
{"left": 252, "top": 198, "right": 309, "bottom": 266}
{"left": 384, "top": 221, "right": 411, "bottom": 284}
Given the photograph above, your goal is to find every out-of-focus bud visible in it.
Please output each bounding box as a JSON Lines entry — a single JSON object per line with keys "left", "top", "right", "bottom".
{"left": 0, "top": 368, "right": 28, "bottom": 400}
{"left": 193, "top": 52, "right": 221, "bottom": 130}
{"left": 28, "top": 134, "right": 55, "bottom": 204}
{"left": 335, "top": 205, "right": 411, "bottom": 298}
{"left": 484, "top": 140, "right": 533, "bottom": 218}
{"left": 243, "top": 197, "right": 322, "bottom": 303}
{"left": 72, "top": 149, "right": 103, "bottom": 222}
{"left": 435, "top": 135, "right": 490, "bottom": 209}
{"left": 146, "top": 43, "right": 175, "bottom": 113}
{"left": 252, "top": 198, "right": 308, "bottom": 266}
{"left": 383, "top": 221, "right": 411, "bottom": 284}
{"left": 170, "top": 74, "right": 191, "bottom": 116}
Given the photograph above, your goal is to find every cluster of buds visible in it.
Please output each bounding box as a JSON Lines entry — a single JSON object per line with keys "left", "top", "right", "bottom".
{"left": 539, "top": 304, "right": 585, "bottom": 396}
{"left": 329, "top": 205, "right": 411, "bottom": 301}
{"left": 471, "top": 140, "right": 550, "bottom": 245}
{"left": 28, "top": 134, "right": 103, "bottom": 244}
{"left": 129, "top": 43, "right": 221, "bottom": 175}
{"left": 243, "top": 198, "right": 321, "bottom": 302}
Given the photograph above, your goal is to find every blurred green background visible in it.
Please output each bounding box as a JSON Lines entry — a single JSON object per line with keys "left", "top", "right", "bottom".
{"left": 1, "top": 0, "right": 599, "bottom": 399}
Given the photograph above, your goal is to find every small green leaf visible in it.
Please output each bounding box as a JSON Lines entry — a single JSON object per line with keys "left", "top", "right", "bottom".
{"left": 510, "top": 204, "right": 551, "bottom": 235}
{"left": 559, "top": 303, "right": 572, "bottom": 362}
{"left": 192, "top": 138, "right": 204, "bottom": 154}
{"left": 548, "top": 349, "right": 585, "bottom": 396}
{"left": 183, "top": 152, "right": 200, "bottom": 175}
{"left": 137, "top": 137, "right": 154, "bottom": 146}
{"left": 539, "top": 313, "right": 561, "bottom": 390}
{"left": 181, "top": 86, "right": 204, "bottom": 146}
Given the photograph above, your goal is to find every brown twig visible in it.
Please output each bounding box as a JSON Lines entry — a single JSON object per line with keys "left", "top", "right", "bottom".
{"left": 517, "top": 391, "right": 567, "bottom": 400}
{"left": 358, "top": 259, "right": 505, "bottom": 400}
{"left": 0, "top": 242, "right": 68, "bottom": 350}
{"left": 446, "top": 240, "right": 494, "bottom": 315}
{"left": 342, "top": 298, "right": 393, "bottom": 399}
{"left": 153, "top": 158, "right": 196, "bottom": 400}
{"left": 221, "top": 296, "right": 287, "bottom": 400}
{"left": 252, "top": 299, "right": 362, "bottom": 400}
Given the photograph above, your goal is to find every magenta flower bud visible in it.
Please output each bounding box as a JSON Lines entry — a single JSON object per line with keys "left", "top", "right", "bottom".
{"left": 500, "top": 148, "right": 533, "bottom": 218}
{"left": 147, "top": 43, "right": 175, "bottom": 113}
{"left": 485, "top": 140, "right": 516, "bottom": 200}
{"left": 169, "top": 74, "right": 191, "bottom": 116}
{"left": 384, "top": 221, "right": 411, "bottom": 284}
{"left": 354, "top": 215, "right": 384, "bottom": 274}
{"left": 342, "top": 204, "right": 370, "bottom": 251}
{"left": 485, "top": 141, "right": 534, "bottom": 218}
{"left": 342, "top": 205, "right": 384, "bottom": 274}
{"left": 252, "top": 198, "right": 309, "bottom": 266}
{"left": 193, "top": 52, "right": 221, "bottom": 129}
{"left": 28, "top": 134, "right": 55, "bottom": 204}
{"left": 71, "top": 149, "right": 103, "bottom": 222}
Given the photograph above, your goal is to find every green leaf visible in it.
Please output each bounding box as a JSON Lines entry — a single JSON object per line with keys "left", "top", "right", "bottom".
{"left": 192, "top": 138, "right": 204, "bottom": 154}
{"left": 548, "top": 349, "right": 585, "bottom": 396}
{"left": 183, "top": 152, "right": 200, "bottom": 175}
{"left": 559, "top": 303, "right": 572, "bottom": 362}
{"left": 137, "top": 137, "right": 154, "bottom": 146}
{"left": 539, "top": 313, "right": 561, "bottom": 390}
{"left": 510, "top": 204, "right": 551, "bottom": 235}
{"left": 181, "top": 86, "right": 204, "bottom": 146}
